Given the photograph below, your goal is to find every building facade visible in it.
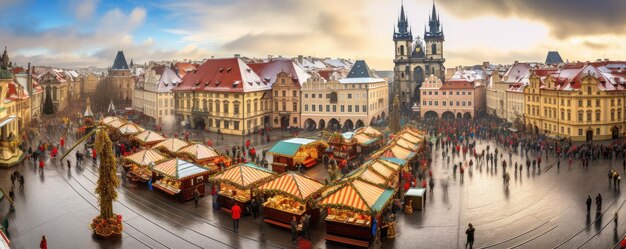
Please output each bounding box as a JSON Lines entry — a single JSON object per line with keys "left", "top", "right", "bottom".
{"left": 0, "top": 48, "right": 24, "bottom": 166}
{"left": 248, "top": 59, "right": 310, "bottom": 129}
{"left": 173, "top": 57, "right": 272, "bottom": 135}
{"left": 420, "top": 70, "right": 486, "bottom": 119}
{"left": 393, "top": 2, "right": 446, "bottom": 107}
{"left": 301, "top": 60, "right": 388, "bottom": 130}
{"left": 486, "top": 62, "right": 532, "bottom": 119}
{"left": 524, "top": 62, "right": 626, "bottom": 141}
{"left": 105, "top": 51, "right": 134, "bottom": 106}
{"left": 81, "top": 72, "right": 100, "bottom": 96}
{"left": 133, "top": 64, "right": 179, "bottom": 126}
{"left": 37, "top": 69, "right": 68, "bottom": 114}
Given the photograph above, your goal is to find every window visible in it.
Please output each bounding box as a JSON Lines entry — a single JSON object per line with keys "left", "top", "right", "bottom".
{"left": 561, "top": 99, "right": 564, "bottom": 105}
{"left": 348, "top": 93, "right": 352, "bottom": 99}
{"left": 333, "top": 105, "right": 337, "bottom": 112}
{"left": 468, "top": 92, "right": 472, "bottom": 96}
{"left": 587, "top": 111, "right": 592, "bottom": 121}
{"left": 319, "top": 105, "right": 322, "bottom": 112}
{"left": 363, "top": 105, "right": 367, "bottom": 112}
{"left": 355, "top": 105, "right": 360, "bottom": 112}
{"left": 215, "top": 101, "right": 220, "bottom": 113}
{"left": 620, "top": 99, "right": 622, "bottom": 106}
{"left": 312, "top": 105, "right": 316, "bottom": 112}
{"left": 456, "top": 91, "right": 460, "bottom": 95}
{"left": 293, "top": 102, "right": 298, "bottom": 111}
{"left": 462, "top": 101, "right": 466, "bottom": 106}
{"left": 462, "top": 92, "right": 466, "bottom": 95}
{"left": 326, "top": 94, "right": 330, "bottom": 99}
{"left": 246, "top": 101, "right": 251, "bottom": 113}
{"left": 304, "top": 105, "right": 308, "bottom": 111}
{"left": 561, "top": 110, "right": 564, "bottom": 120}
{"left": 456, "top": 101, "right": 460, "bottom": 106}
{"left": 234, "top": 102, "right": 240, "bottom": 114}
{"left": 312, "top": 94, "right": 315, "bottom": 98}
{"left": 234, "top": 121, "right": 240, "bottom": 130}
{"left": 596, "top": 111, "right": 601, "bottom": 121}
{"left": 293, "top": 117, "right": 298, "bottom": 124}
{"left": 435, "top": 92, "right": 438, "bottom": 95}
{"left": 587, "top": 87, "right": 592, "bottom": 95}
{"left": 292, "top": 90, "right": 297, "bottom": 97}
{"left": 274, "top": 91, "right": 278, "bottom": 97}
{"left": 443, "top": 101, "right": 446, "bottom": 106}
{"left": 619, "top": 109, "right": 623, "bottom": 120}
{"left": 468, "top": 101, "right": 472, "bottom": 106}
{"left": 611, "top": 109, "right": 615, "bottom": 121}
{"left": 326, "top": 105, "right": 330, "bottom": 112}
{"left": 224, "top": 121, "right": 229, "bottom": 129}
{"left": 281, "top": 79, "right": 285, "bottom": 84}
{"left": 274, "top": 102, "right": 278, "bottom": 111}
{"left": 318, "top": 94, "right": 322, "bottom": 98}
{"left": 578, "top": 100, "right": 582, "bottom": 107}
{"left": 579, "top": 129, "right": 583, "bottom": 136}
{"left": 282, "top": 91, "right": 286, "bottom": 97}
{"left": 305, "top": 94, "right": 308, "bottom": 98}
{"left": 282, "top": 102, "right": 287, "bottom": 111}
{"left": 434, "top": 101, "right": 438, "bottom": 106}
{"left": 450, "top": 101, "right": 453, "bottom": 106}
{"left": 341, "top": 105, "right": 345, "bottom": 112}
{"left": 429, "top": 101, "right": 432, "bottom": 106}
{"left": 578, "top": 111, "right": 583, "bottom": 122}
{"left": 423, "top": 101, "right": 427, "bottom": 106}
{"left": 597, "top": 128, "right": 600, "bottom": 135}
{"left": 597, "top": 100, "right": 601, "bottom": 107}
{"left": 216, "top": 120, "right": 220, "bottom": 128}
{"left": 587, "top": 100, "right": 591, "bottom": 107}
{"left": 443, "top": 92, "right": 446, "bottom": 96}
{"left": 348, "top": 105, "right": 352, "bottom": 112}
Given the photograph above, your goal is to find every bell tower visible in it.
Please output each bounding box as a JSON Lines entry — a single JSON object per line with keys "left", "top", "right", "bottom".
{"left": 424, "top": 2, "right": 445, "bottom": 80}
{"left": 393, "top": 2, "right": 412, "bottom": 61}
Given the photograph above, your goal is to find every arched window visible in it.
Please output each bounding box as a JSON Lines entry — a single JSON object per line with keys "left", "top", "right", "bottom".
{"left": 431, "top": 43, "right": 437, "bottom": 54}
{"left": 399, "top": 45, "right": 405, "bottom": 56}
{"left": 202, "top": 99, "right": 207, "bottom": 111}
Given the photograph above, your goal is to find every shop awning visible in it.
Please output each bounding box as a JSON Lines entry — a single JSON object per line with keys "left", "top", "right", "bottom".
{"left": 353, "top": 133, "right": 379, "bottom": 146}
{"left": 133, "top": 130, "right": 165, "bottom": 144}
{"left": 118, "top": 123, "right": 145, "bottom": 135}
{"left": 0, "top": 116, "right": 15, "bottom": 128}
{"left": 101, "top": 116, "right": 120, "bottom": 124}
{"left": 152, "top": 158, "right": 208, "bottom": 180}
{"left": 372, "top": 144, "right": 416, "bottom": 161}
{"left": 354, "top": 126, "right": 382, "bottom": 137}
{"left": 258, "top": 172, "right": 324, "bottom": 200}
{"left": 269, "top": 138, "right": 317, "bottom": 157}
{"left": 153, "top": 138, "right": 189, "bottom": 153}
{"left": 124, "top": 149, "right": 167, "bottom": 167}
{"left": 177, "top": 143, "right": 221, "bottom": 161}
{"left": 106, "top": 119, "right": 127, "bottom": 129}
{"left": 320, "top": 179, "right": 395, "bottom": 213}
{"left": 211, "top": 163, "right": 274, "bottom": 189}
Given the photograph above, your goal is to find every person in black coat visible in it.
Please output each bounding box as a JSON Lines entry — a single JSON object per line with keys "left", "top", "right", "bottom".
{"left": 586, "top": 195, "right": 592, "bottom": 213}
{"left": 466, "top": 223, "right": 475, "bottom": 249}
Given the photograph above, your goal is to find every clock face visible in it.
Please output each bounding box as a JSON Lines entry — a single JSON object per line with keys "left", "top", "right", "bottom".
{"left": 415, "top": 47, "right": 421, "bottom": 53}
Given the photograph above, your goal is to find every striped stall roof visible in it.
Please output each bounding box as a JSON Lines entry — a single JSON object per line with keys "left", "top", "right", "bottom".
{"left": 124, "top": 149, "right": 167, "bottom": 166}
{"left": 106, "top": 119, "right": 127, "bottom": 129}
{"left": 372, "top": 144, "right": 415, "bottom": 161}
{"left": 152, "top": 158, "right": 208, "bottom": 179}
{"left": 353, "top": 133, "right": 379, "bottom": 146}
{"left": 119, "top": 123, "right": 145, "bottom": 135}
{"left": 320, "top": 180, "right": 390, "bottom": 213}
{"left": 134, "top": 130, "right": 166, "bottom": 144}
{"left": 397, "top": 132, "right": 422, "bottom": 144}
{"left": 258, "top": 172, "right": 324, "bottom": 200}
{"left": 212, "top": 163, "right": 274, "bottom": 189}
{"left": 177, "top": 143, "right": 221, "bottom": 161}
{"left": 393, "top": 137, "right": 418, "bottom": 151}
{"left": 355, "top": 126, "right": 382, "bottom": 137}
{"left": 153, "top": 138, "right": 189, "bottom": 153}
{"left": 102, "top": 116, "right": 120, "bottom": 124}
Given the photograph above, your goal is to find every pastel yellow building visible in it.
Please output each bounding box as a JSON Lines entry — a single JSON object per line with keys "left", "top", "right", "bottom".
{"left": 524, "top": 62, "right": 626, "bottom": 141}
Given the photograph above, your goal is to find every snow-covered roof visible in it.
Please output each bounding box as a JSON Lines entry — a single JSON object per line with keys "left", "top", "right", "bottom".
{"left": 338, "top": 77, "right": 385, "bottom": 84}
{"left": 156, "top": 67, "right": 182, "bottom": 93}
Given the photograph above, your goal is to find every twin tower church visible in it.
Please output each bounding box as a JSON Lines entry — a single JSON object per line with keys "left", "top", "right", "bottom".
{"left": 393, "top": 2, "right": 446, "bottom": 107}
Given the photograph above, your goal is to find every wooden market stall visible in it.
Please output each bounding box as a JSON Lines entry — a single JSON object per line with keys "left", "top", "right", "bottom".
{"left": 152, "top": 137, "right": 189, "bottom": 156}
{"left": 319, "top": 179, "right": 396, "bottom": 248}
{"left": 268, "top": 138, "right": 328, "bottom": 173}
{"left": 352, "top": 126, "right": 384, "bottom": 153}
{"left": 257, "top": 172, "right": 325, "bottom": 228}
{"left": 151, "top": 158, "right": 210, "bottom": 202}
{"left": 347, "top": 158, "right": 403, "bottom": 189}
{"left": 133, "top": 130, "right": 166, "bottom": 148}
{"left": 370, "top": 143, "right": 417, "bottom": 162}
{"left": 123, "top": 149, "right": 168, "bottom": 183}
{"left": 176, "top": 143, "right": 231, "bottom": 174}
{"left": 405, "top": 188, "right": 426, "bottom": 211}
{"left": 211, "top": 163, "right": 275, "bottom": 211}
{"left": 324, "top": 132, "right": 357, "bottom": 161}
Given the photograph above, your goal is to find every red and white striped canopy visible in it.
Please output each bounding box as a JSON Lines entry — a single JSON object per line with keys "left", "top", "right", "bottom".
{"left": 320, "top": 180, "right": 385, "bottom": 213}
{"left": 177, "top": 143, "right": 220, "bottom": 161}
{"left": 119, "top": 123, "right": 145, "bottom": 135}
{"left": 134, "top": 130, "right": 166, "bottom": 144}
{"left": 124, "top": 149, "right": 167, "bottom": 166}
{"left": 212, "top": 163, "right": 274, "bottom": 189}
{"left": 258, "top": 172, "right": 324, "bottom": 200}
{"left": 153, "top": 138, "right": 189, "bottom": 153}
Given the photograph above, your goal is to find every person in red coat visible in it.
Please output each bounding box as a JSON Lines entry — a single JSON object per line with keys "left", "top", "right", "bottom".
{"left": 39, "top": 159, "right": 44, "bottom": 173}
{"left": 231, "top": 203, "right": 241, "bottom": 231}
{"left": 40, "top": 235, "right": 47, "bottom": 249}
{"left": 92, "top": 149, "right": 97, "bottom": 164}
{"left": 59, "top": 137, "right": 65, "bottom": 148}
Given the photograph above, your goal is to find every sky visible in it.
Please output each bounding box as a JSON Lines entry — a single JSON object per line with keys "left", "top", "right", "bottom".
{"left": 1, "top": 0, "right": 625, "bottom": 70}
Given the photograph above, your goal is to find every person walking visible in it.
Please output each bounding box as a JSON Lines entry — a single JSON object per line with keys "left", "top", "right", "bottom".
{"left": 615, "top": 212, "right": 619, "bottom": 230}
{"left": 40, "top": 235, "right": 47, "bottom": 249}
{"left": 38, "top": 159, "right": 44, "bottom": 173}
{"left": 466, "top": 223, "right": 475, "bottom": 249}
{"left": 290, "top": 216, "right": 298, "bottom": 244}
{"left": 557, "top": 159, "right": 560, "bottom": 170}
{"left": 596, "top": 193, "right": 603, "bottom": 213}
{"left": 19, "top": 175, "right": 24, "bottom": 189}
{"left": 66, "top": 159, "right": 71, "bottom": 171}
{"left": 231, "top": 203, "right": 241, "bottom": 232}
{"left": 193, "top": 188, "right": 200, "bottom": 208}
{"left": 586, "top": 195, "right": 592, "bottom": 213}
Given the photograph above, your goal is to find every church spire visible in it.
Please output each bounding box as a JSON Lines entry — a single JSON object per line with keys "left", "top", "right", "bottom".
{"left": 393, "top": 0, "right": 412, "bottom": 40}
{"left": 425, "top": 0, "right": 443, "bottom": 39}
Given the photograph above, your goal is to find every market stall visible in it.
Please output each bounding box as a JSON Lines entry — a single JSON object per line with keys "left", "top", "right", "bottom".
{"left": 152, "top": 138, "right": 189, "bottom": 156}
{"left": 347, "top": 158, "right": 403, "bottom": 189}
{"left": 353, "top": 126, "right": 384, "bottom": 153}
{"left": 405, "top": 188, "right": 426, "bottom": 211}
{"left": 268, "top": 138, "right": 328, "bottom": 173}
{"left": 370, "top": 143, "right": 417, "bottom": 162}
{"left": 133, "top": 130, "right": 166, "bottom": 148}
{"left": 324, "top": 132, "right": 357, "bottom": 161}
{"left": 319, "top": 179, "right": 396, "bottom": 248}
{"left": 151, "top": 158, "right": 210, "bottom": 202}
{"left": 257, "top": 172, "right": 325, "bottom": 228}
{"left": 118, "top": 123, "right": 145, "bottom": 136}
{"left": 101, "top": 116, "right": 121, "bottom": 125}
{"left": 211, "top": 163, "right": 275, "bottom": 211}
{"left": 122, "top": 149, "right": 168, "bottom": 183}
{"left": 177, "top": 143, "right": 230, "bottom": 174}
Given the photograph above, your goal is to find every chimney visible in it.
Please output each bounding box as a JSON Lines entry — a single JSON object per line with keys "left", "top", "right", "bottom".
{"left": 234, "top": 54, "right": 241, "bottom": 58}
{"left": 605, "top": 58, "right": 609, "bottom": 61}
{"left": 482, "top": 62, "right": 490, "bottom": 68}
{"left": 514, "top": 60, "right": 518, "bottom": 64}
{"left": 298, "top": 55, "right": 303, "bottom": 63}
{"left": 27, "top": 62, "right": 33, "bottom": 96}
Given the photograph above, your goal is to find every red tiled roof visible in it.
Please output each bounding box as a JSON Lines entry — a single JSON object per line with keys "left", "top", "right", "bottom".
{"left": 316, "top": 69, "right": 337, "bottom": 81}
{"left": 175, "top": 62, "right": 198, "bottom": 78}
{"left": 440, "top": 80, "right": 475, "bottom": 89}
{"left": 173, "top": 58, "right": 269, "bottom": 93}
{"left": 11, "top": 67, "right": 25, "bottom": 74}
{"left": 247, "top": 59, "right": 308, "bottom": 87}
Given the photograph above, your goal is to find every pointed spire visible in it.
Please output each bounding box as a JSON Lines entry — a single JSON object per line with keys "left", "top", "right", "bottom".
{"left": 431, "top": 0, "right": 437, "bottom": 21}
{"left": 84, "top": 97, "right": 94, "bottom": 117}
{"left": 400, "top": 1, "right": 406, "bottom": 22}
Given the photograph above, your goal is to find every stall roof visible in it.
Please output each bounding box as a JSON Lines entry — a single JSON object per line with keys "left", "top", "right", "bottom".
{"left": 177, "top": 143, "right": 221, "bottom": 161}
{"left": 152, "top": 158, "right": 208, "bottom": 180}
{"left": 320, "top": 179, "right": 395, "bottom": 213}
{"left": 106, "top": 119, "right": 127, "bottom": 129}
{"left": 153, "top": 138, "right": 189, "bottom": 153}
{"left": 258, "top": 172, "right": 324, "bottom": 200}
{"left": 118, "top": 123, "right": 145, "bottom": 135}
{"left": 212, "top": 163, "right": 274, "bottom": 189}
{"left": 268, "top": 138, "right": 316, "bottom": 157}
{"left": 372, "top": 144, "right": 416, "bottom": 161}
{"left": 405, "top": 188, "right": 426, "bottom": 197}
{"left": 124, "top": 149, "right": 167, "bottom": 167}
{"left": 101, "top": 116, "right": 121, "bottom": 124}
{"left": 379, "top": 157, "right": 406, "bottom": 166}
{"left": 354, "top": 126, "right": 382, "bottom": 137}
{"left": 353, "top": 133, "right": 379, "bottom": 146}
{"left": 134, "top": 130, "right": 166, "bottom": 144}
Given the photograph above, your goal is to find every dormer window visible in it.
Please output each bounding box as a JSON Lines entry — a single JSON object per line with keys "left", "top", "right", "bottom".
{"left": 215, "top": 80, "right": 221, "bottom": 86}
{"left": 218, "top": 68, "right": 224, "bottom": 73}
{"left": 205, "top": 81, "right": 210, "bottom": 86}
{"left": 248, "top": 81, "right": 253, "bottom": 86}
{"left": 194, "top": 80, "right": 200, "bottom": 86}
{"left": 227, "top": 68, "right": 232, "bottom": 73}
{"left": 246, "top": 69, "right": 251, "bottom": 73}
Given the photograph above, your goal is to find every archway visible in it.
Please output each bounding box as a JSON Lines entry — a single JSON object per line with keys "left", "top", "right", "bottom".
{"left": 369, "top": 117, "right": 377, "bottom": 126}
{"left": 305, "top": 119, "right": 317, "bottom": 130}
{"left": 442, "top": 111, "right": 454, "bottom": 119}
{"left": 424, "top": 111, "right": 438, "bottom": 119}
{"left": 463, "top": 112, "right": 472, "bottom": 119}
{"left": 280, "top": 116, "right": 289, "bottom": 129}
{"left": 193, "top": 117, "right": 206, "bottom": 130}
{"left": 355, "top": 120, "right": 364, "bottom": 128}
{"left": 533, "top": 125, "right": 539, "bottom": 134}
{"left": 456, "top": 113, "right": 462, "bottom": 119}
{"left": 586, "top": 129, "right": 593, "bottom": 142}
{"left": 329, "top": 118, "right": 340, "bottom": 130}
{"left": 381, "top": 111, "right": 386, "bottom": 120}
{"left": 612, "top": 126, "right": 620, "bottom": 139}
{"left": 526, "top": 123, "right": 533, "bottom": 133}
{"left": 319, "top": 119, "right": 326, "bottom": 130}
{"left": 344, "top": 119, "right": 354, "bottom": 130}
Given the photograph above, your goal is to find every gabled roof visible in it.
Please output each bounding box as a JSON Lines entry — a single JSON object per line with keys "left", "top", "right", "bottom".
{"left": 347, "top": 60, "right": 375, "bottom": 78}
{"left": 156, "top": 67, "right": 182, "bottom": 93}
{"left": 112, "top": 51, "right": 129, "bottom": 70}
{"left": 247, "top": 59, "right": 310, "bottom": 87}
{"left": 503, "top": 63, "right": 532, "bottom": 83}
{"left": 173, "top": 57, "right": 269, "bottom": 93}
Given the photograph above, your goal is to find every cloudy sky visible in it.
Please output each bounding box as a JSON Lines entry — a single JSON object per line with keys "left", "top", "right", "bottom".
{"left": 1, "top": 0, "right": 625, "bottom": 70}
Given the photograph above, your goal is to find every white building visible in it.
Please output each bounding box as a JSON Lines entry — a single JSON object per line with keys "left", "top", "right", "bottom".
{"left": 133, "top": 64, "right": 180, "bottom": 127}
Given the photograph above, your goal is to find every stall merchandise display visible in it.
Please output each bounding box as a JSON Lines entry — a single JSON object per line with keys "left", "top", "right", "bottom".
{"left": 219, "top": 183, "right": 250, "bottom": 203}
{"left": 263, "top": 195, "right": 305, "bottom": 215}
{"left": 154, "top": 178, "right": 181, "bottom": 194}
{"left": 326, "top": 208, "right": 370, "bottom": 227}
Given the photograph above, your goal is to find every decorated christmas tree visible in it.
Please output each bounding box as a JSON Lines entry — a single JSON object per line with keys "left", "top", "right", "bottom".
{"left": 43, "top": 88, "right": 54, "bottom": 115}
{"left": 389, "top": 96, "right": 401, "bottom": 133}
{"left": 90, "top": 129, "right": 123, "bottom": 238}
